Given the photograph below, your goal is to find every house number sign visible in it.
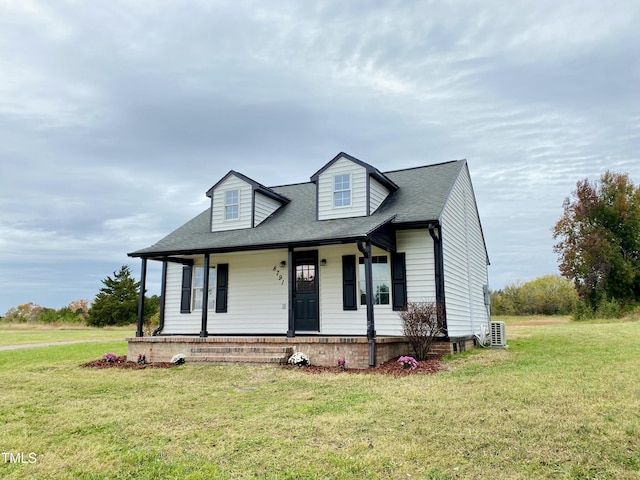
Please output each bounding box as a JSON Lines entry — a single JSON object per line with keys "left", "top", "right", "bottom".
{"left": 272, "top": 266, "right": 285, "bottom": 285}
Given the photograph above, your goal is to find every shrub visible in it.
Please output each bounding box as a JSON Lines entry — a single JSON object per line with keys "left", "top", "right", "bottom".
{"left": 143, "top": 312, "right": 160, "bottom": 336}
{"left": 399, "top": 301, "right": 443, "bottom": 360}
{"left": 573, "top": 296, "right": 633, "bottom": 321}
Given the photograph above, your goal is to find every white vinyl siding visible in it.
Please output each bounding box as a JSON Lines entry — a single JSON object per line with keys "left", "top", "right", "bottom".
{"left": 162, "top": 250, "right": 289, "bottom": 335}
{"left": 210, "top": 175, "right": 252, "bottom": 231}
{"left": 254, "top": 192, "right": 282, "bottom": 227}
{"left": 369, "top": 176, "right": 390, "bottom": 214}
{"left": 316, "top": 244, "right": 366, "bottom": 335}
{"left": 317, "top": 236, "right": 435, "bottom": 337}
{"left": 162, "top": 231, "right": 439, "bottom": 337}
{"left": 396, "top": 229, "right": 437, "bottom": 302}
{"left": 317, "top": 157, "right": 367, "bottom": 220}
{"left": 441, "top": 165, "right": 490, "bottom": 338}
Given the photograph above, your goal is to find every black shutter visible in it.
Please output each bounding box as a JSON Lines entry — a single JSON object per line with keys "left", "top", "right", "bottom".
{"left": 391, "top": 252, "right": 407, "bottom": 311}
{"left": 180, "top": 265, "right": 192, "bottom": 314}
{"left": 215, "top": 263, "right": 229, "bottom": 313}
{"left": 342, "top": 255, "right": 357, "bottom": 311}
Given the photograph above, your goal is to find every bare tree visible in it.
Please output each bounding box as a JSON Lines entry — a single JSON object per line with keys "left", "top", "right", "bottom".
{"left": 400, "top": 301, "right": 444, "bottom": 360}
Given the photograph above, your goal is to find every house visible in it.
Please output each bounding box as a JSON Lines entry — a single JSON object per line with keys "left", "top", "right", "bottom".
{"left": 127, "top": 152, "right": 490, "bottom": 368}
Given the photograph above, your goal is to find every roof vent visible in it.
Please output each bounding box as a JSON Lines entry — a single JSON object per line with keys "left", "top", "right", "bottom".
{"left": 490, "top": 321, "right": 508, "bottom": 348}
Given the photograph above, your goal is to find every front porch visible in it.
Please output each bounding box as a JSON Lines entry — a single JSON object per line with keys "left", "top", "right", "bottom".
{"left": 127, "top": 335, "right": 474, "bottom": 369}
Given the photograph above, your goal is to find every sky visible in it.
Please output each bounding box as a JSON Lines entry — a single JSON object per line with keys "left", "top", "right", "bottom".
{"left": 1, "top": 0, "right": 639, "bottom": 314}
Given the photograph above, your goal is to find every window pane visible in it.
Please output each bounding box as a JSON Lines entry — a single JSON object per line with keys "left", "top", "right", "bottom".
{"left": 296, "top": 264, "right": 316, "bottom": 293}
{"left": 334, "top": 190, "right": 351, "bottom": 207}
{"left": 225, "top": 190, "right": 238, "bottom": 204}
{"left": 376, "top": 283, "right": 390, "bottom": 305}
{"left": 334, "top": 175, "right": 350, "bottom": 190}
{"left": 225, "top": 204, "right": 238, "bottom": 220}
{"left": 193, "top": 288, "right": 203, "bottom": 310}
{"left": 194, "top": 267, "right": 204, "bottom": 287}
{"left": 208, "top": 286, "right": 215, "bottom": 310}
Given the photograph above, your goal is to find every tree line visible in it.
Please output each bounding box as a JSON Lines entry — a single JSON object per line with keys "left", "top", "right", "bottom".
{"left": 1, "top": 265, "right": 158, "bottom": 327}
{"left": 490, "top": 275, "right": 578, "bottom": 316}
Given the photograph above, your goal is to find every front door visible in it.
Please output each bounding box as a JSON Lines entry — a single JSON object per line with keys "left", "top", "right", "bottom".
{"left": 293, "top": 250, "right": 319, "bottom": 332}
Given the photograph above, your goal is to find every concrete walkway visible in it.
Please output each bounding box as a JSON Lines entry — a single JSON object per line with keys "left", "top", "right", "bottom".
{"left": 0, "top": 340, "right": 113, "bottom": 351}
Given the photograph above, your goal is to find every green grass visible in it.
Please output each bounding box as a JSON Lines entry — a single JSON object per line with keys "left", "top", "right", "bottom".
{"left": 1, "top": 320, "right": 639, "bottom": 479}
{"left": 0, "top": 324, "right": 134, "bottom": 347}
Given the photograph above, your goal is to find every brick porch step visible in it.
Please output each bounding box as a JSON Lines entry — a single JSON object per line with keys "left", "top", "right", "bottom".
{"left": 187, "top": 346, "right": 293, "bottom": 365}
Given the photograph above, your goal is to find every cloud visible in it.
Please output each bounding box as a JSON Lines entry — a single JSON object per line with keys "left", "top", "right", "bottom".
{"left": 1, "top": 0, "right": 639, "bottom": 313}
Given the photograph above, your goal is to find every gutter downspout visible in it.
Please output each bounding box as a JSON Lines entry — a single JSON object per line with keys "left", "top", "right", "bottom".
{"left": 357, "top": 239, "right": 376, "bottom": 367}
{"left": 152, "top": 260, "right": 168, "bottom": 336}
{"left": 428, "top": 223, "right": 447, "bottom": 333}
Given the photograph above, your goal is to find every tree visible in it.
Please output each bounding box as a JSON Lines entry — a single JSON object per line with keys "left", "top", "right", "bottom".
{"left": 87, "top": 265, "right": 141, "bottom": 327}
{"left": 2, "top": 302, "right": 42, "bottom": 323}
{"left": 490, "top": 275, "right": 578, "bottom": 316}
{"left": 552, "top": 171, "right": 640, "bottom": 310}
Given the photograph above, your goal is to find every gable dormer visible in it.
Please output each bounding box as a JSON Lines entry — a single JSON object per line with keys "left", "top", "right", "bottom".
{"left": 206, "top": 171, "right": 289, "bottom": 232}
{"left": 310, "top": 152, "right": 399, "bottom": 220}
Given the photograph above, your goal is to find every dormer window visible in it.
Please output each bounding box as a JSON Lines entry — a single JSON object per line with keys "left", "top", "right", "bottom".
{"left": 225, "top": 190, "right": 239, "bottom": 220}
{"left": 333, "top": 174, "right": 351, "bottom": 207}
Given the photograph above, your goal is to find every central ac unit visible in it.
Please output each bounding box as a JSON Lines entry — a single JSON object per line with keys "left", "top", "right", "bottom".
{"left": 490, "top": 321, "right": 507, "bottom": 348}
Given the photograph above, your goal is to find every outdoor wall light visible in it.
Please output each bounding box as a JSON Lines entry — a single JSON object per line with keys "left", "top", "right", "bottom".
{"left": 279, "top": 261, "right": 286, "bottom": 268}
{"left": 320, "top": 259, "right": 327, "bottom": 266}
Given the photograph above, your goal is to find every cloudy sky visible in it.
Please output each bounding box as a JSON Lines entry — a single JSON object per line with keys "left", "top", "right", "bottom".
{"left": 1, "top": 0, "right": 639, "bottom": 314}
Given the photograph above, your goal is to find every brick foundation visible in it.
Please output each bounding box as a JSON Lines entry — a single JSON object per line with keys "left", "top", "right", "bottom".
{"left": 128, "top": 335, "right": 476, "bottom": 369}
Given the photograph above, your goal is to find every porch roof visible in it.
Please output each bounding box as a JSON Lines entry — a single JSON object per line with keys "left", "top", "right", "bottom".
{"left": 128, "top": 159, "right": 466, "bottom": 258}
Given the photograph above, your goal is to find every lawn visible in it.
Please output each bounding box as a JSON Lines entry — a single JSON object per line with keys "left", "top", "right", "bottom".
{"left": 0, "top": 323, "right": 134, "bottom": 347}
{"left": 0, "top": 319, "right": 639, "bottom": 479}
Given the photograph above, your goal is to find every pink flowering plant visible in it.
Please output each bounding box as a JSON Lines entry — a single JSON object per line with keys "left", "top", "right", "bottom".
{"left": 397, "top": 355, "right": 418, "bottom": 370}
{"left": 338, "top": 358, "right": 347, "bottom": 370}
{"left": 102, "top": 353, "right": 118, "bottom": 363}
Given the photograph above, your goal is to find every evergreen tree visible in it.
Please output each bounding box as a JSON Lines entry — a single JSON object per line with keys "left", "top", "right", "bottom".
{"left": 88, "top": 265, "right": 140, "bottom": 327}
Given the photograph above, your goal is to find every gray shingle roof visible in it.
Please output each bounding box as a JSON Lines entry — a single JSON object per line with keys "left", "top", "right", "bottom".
{"left": 128, "top": 159, "right": 466, "bottom": 257}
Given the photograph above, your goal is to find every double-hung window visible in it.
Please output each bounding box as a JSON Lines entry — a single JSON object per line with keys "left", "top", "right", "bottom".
{"left": 193, "top": 266, "right": 216, "bottom": 310}
{"left": 225, "top": 190, "right": 239, "bottom": 220}
{"left": 358, "top": 256, "right": 390, "bottom": 305}
{"left": 333, "top": 174, "right": 351, "bottom": 207}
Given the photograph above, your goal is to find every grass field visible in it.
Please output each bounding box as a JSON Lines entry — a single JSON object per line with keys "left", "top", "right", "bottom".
{"left": 0, "top": 318, "right": 639, "bottom": 479}
{"left": 0, "top": 323, "right": 134, "bottom": 347}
